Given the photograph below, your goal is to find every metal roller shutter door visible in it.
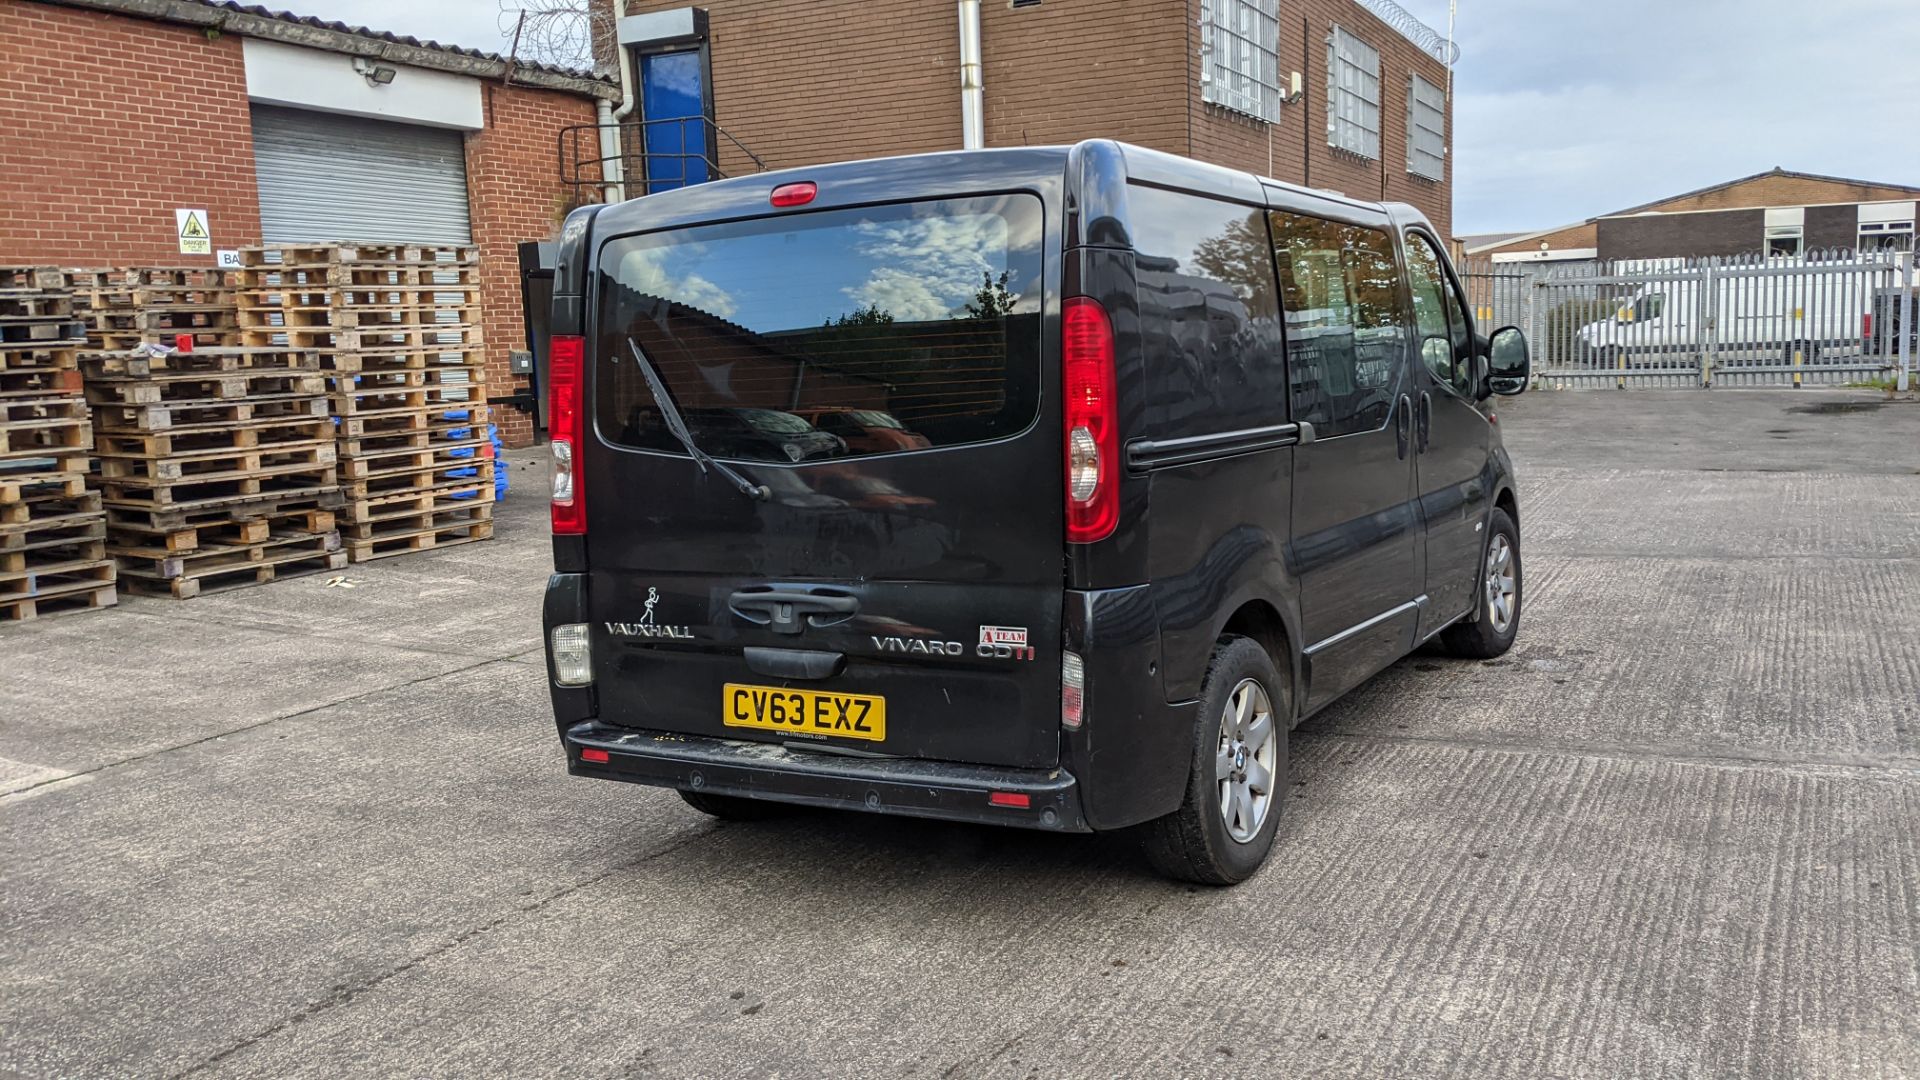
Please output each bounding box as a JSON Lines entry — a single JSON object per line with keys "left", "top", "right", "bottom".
{"left": 251, "top": 105, "right": 473, "bottom": 245}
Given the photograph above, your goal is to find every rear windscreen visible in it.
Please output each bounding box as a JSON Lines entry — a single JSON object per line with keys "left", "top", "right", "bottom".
{"left": 593, "top": 195, "right": 1043, "bottom": 464}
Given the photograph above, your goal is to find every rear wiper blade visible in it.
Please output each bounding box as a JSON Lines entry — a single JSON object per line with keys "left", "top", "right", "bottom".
{"left": 626, "top": 338, "right": 770, "bottom": 502}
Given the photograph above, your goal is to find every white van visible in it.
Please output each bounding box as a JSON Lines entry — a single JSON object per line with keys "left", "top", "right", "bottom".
{"left": 1577, "top": 270, "right": 1869, "bottom": 366}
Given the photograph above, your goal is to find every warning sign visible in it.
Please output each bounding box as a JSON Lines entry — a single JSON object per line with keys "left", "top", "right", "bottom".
{"left": 176, "top": 209, "right": 211, "bottom": 255}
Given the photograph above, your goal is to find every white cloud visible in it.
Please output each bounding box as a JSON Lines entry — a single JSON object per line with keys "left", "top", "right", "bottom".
{"left": 843, "top": 212, "right": 1017, "bottom": 320}
{"left": 617, "top": 247, "right": 736, "bottom": 318}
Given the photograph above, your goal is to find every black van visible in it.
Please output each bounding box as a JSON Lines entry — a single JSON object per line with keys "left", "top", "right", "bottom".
{"left": 542, "top": 140, "right": 1531, "bottom": 884}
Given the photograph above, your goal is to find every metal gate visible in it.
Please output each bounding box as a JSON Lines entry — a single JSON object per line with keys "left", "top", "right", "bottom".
{"left": 1460, "top": 250, "right": 1917, "bottom": 389}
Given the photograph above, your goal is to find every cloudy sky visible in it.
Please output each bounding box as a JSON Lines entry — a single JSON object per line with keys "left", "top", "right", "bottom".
{"left": 292, "top": 0, "right": 1920, "bottom": 235}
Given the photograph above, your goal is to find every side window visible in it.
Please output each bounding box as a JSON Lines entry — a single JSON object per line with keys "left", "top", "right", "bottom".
{"left": 1404, "top": 232, "right": 1473, "bottom": 396}
{"left": 1126, "top": 185, "right": 1288, "bottom": 438}
{"left": 1271, "top": 211, "right": 1405, "bottom": 437}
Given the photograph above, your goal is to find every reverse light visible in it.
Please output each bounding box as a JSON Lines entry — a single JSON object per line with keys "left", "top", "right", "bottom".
{"left": 1060, "top": 650, "right": 1085, "bottom": 731}
{"left": 550, "top": 622, "right": 593, "bottom": 686}
{"left": 1062, "top": 297, "right": 1118, "bottom": 543}
{"left": 549, "top": 334, "right": 586, "bottom": 534}
{"left": 770, "top": 181, "right": 817, "bottom": 207}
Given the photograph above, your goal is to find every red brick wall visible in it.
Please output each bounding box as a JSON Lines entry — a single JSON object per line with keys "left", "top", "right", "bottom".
{"left": 1188, "top": 0, "right": 1453, "bottom": 237}
{"left": 0, "top": 1, "right": 264, "bottom": 264}
{"left": 624, "top": 0, "right": 1450, "bottom": 234}
{"left": 466, "top": 83, "right": 601, "bottom": 447}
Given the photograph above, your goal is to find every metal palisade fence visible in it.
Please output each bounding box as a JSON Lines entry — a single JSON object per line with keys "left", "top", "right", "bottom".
{"left": 1459, "top": 249, "right": 1918, "bottom": 389}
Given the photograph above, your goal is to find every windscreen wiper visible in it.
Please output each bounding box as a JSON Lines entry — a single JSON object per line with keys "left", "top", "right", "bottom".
{"left": 626, "top": 338, "right": 771, "bottom": 501}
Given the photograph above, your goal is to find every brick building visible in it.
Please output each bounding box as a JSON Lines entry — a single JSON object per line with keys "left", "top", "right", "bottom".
{"left": 609, "top": 0, "right": 1458, "bottom": 236}
{"left": 0, "top": 0, "right": 615, "bottom": 446}
{"left": 1466, "top": 168, "right": 1920, "bottom": 266}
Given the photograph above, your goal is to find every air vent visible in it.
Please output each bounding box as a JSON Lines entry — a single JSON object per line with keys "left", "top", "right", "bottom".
{"left": 1010, "top": 0, "right": 1041, "bottom": 8}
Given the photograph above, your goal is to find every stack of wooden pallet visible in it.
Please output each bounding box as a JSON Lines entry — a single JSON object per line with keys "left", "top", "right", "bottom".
{"left": 74, "top": 268, "right": 346, "bottom": 599}
{"left": 0, "top": 267, "right": 116, "bottom": 621}
{"left": 235, "top": 243, "right": 493, "bottom": 562}
{"left": 69, "top": 266, "right": 241, "bottom": 351}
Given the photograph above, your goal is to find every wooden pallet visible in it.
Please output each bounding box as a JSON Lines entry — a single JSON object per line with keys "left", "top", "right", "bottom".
{"left": 0, "top": 555, "right": 118, "bottom": 621}
{"left": 1, "top": 267, "right": 67, "bottom": 291}
{"left": 79, "top": 347, "right": 315, "bottom": 380}
{"left": 336, "top": 481, "right": 491, "bottom": 524}
{"left": 0, "top": 410, "right": 91, "bottom": 459}
{"left": 1, "top": 535, "right": 107, "bottom": 574}
{"left": 103, "top": 488, "right": 344, "bottom": 534}
{"left": 0, "top": 468, "right": 89, "bottom": 505}
{"left": 336, "top": 437, "right": 487, "bottom": 481}
{"left": 89, "top": 394, "right": 329, "bottom": 434}
{"left": 117, "top": 536, "right": 346, "bottom": 599}
{"left": 0, "top": 319, "right": 88, "bottom": 345}
{"left": 0, "top": 571, "right": 117, "bottom": 621}
{"left": 238, "top": 243, "right": 479, "bottom": 267}
{"left": 95, "top": 415, "right": 334, "bottom": 458}
{"left": 0, "top": 488, "right": 101, "bottom": 529}
{"left": 96, "top": 461, "right": 339, "bottom": 509}
{"left": 0, "top": 508, "right": 106, "bottom": 552}
{"left": 345, "top": 514, "right": 491, "bottom": 562}
{"left": 108, "top": 505, "right": 336, "bottom": 555}
{"left": 85, "top": 369, "right": 327, "bottom": 406}
{"left": 96, "top": 439, "right": 335, "bottom": 483}
{"left": 340, "top": 459, "right": 490, "bottom": 503}
{"left": 0, "top": 292, "right": 76, "bottom": 320}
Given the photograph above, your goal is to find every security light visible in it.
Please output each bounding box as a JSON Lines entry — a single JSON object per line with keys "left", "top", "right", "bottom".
{"left": 351, "top": 56, "right": 398, "bottom": 86}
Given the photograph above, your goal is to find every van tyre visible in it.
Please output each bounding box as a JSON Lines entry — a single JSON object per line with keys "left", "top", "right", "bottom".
{"left": 679, "top": 789, "right": 788, "bottom": 821}
{"left": 1140, "top": 636, "right": 1289, "bottom": 886}
{"left": 1440, "top": 506, "right": 1521, "bottom": 659}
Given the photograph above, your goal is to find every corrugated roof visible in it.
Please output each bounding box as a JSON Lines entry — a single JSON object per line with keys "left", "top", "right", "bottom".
{"left": 197, "top": 0, "right": 601, "bottom": 80}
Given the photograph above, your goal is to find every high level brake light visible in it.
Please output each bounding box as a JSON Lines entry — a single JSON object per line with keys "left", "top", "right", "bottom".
{"left": 1062, "top": 297, "right": 1118, "bottom": 543}
{"left": 549, "top": 334, "right": 586, "bottom": 534}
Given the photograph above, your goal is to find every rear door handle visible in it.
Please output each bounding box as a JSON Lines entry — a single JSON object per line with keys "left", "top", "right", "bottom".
{"left": 729, "top": 589, "right": 859, "bottom": 635}
{"left": 1417, "top": 391, "right": 1432, "bottom": 453}
{"left": 1394, "top": 394, "right": 1412, "bottom": 460}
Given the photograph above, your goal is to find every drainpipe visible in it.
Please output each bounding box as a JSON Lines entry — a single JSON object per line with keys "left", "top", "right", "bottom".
{"left": 595, "top": 99, "right": 622, "bottom": 204}
{"left": 602, "top": 40, "right": 640, "bottom": 202}
{"left": 957, "top": 0, "right": 984, "bottom": 149}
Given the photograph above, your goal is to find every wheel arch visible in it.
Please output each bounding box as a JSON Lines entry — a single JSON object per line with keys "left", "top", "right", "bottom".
{"left": 1216, "top": 598, "right": 1301, "bottom": 726}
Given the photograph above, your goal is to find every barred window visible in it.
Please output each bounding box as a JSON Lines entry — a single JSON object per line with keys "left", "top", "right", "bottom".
{"left": 1200, "top": 0, "right": 1281, "bottom": 123}
{"left": 1327, "top": 26, "right": 1381, "bottom": 159}
{"left": 1406, "top": 73, "right": 1446, "bottom": 180}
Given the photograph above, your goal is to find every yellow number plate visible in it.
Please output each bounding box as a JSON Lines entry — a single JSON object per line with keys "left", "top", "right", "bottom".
{"left": 722, "top": 683, "right": 886, "bottom": 742}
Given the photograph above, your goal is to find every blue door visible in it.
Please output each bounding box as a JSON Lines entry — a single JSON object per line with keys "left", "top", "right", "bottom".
{"left": 640, "top": 50, "right": 709, "bottom": 192}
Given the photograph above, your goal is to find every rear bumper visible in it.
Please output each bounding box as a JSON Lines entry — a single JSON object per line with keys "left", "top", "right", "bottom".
{"left": 564, "top": 720, "right": 1090, "bottom": 832}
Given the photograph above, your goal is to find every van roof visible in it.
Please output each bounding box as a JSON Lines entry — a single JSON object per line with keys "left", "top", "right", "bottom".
{"left": 590, "top": 140, "right": 1419, "bottom": 239}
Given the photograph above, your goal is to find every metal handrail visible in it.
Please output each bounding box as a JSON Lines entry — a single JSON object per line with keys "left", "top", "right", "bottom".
{"left": 558, "top": 117, "right": 767, "bottom": 200}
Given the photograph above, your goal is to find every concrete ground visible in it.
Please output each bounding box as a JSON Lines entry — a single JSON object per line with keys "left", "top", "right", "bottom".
{"left": 3, "top": 390, "right": 1918, "bottom": 1079}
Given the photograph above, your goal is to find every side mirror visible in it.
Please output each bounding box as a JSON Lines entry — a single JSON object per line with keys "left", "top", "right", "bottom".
{"left": 1487, "top": 326, "right": 1530, "bottom": 397}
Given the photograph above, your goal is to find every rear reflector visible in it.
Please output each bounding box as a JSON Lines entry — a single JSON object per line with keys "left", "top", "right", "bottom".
{"left": 1060, "top": 650, "right": 1085, "bottom": 731}
{"left": 579, "top": 748, "right": 610, "bottom": 764}
{"left": 770, "top": 181, "right": 817, "bottom": 207}
{"left": 989, "top": 792, "right": 1031, "bottom": 809}
{"left": 550, "top": 622, "right": 592, "bottom": 686}
{"left": 549, "top": 335, "right": 586, "bottom": 535}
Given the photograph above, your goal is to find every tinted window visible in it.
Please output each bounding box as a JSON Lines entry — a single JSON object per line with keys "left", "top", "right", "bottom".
{"left": 1270, "top": 212, "right": 1406, "bottom": 436}
{"left": 1126, "top": 185, "right": 1287, "bottom": 437}
{"left": 1404, "top": 232, "right": 1473, "bottom": 396}
{"left": 594, "top": 195, "right": 1043, "bottom": 463}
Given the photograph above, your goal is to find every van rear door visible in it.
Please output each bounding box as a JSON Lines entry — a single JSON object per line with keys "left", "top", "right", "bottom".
{"left": 581, "top": 193, "right": 1063, "bottom": 770}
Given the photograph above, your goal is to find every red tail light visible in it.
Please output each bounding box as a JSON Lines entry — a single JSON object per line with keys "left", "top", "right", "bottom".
{"left": 1062, "top": 297, "right": 1118, "bottom": 543}
{"left": 549, "top": 334, "right": 586, "bottom": 535}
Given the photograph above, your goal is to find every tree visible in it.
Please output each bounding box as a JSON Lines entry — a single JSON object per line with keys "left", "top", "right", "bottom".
{"left": 963, "top": 270, "right": 1017, "bottom": 320}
